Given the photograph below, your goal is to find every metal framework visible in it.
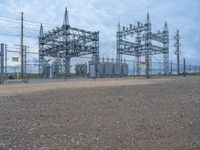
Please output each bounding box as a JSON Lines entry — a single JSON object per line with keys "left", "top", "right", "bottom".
{"left": 39, "top": 8, "right": 99, "bottom": 78}
{"left": 174, "top": 30, "right": 181, "bottom": 75}
{"left": 117, "top": 13, "right": 169, "bottom": 77}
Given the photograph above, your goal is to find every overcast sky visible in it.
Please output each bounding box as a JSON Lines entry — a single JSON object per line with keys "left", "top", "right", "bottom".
{"left": 0, "top": 0, "right": 199, "bottom": 65}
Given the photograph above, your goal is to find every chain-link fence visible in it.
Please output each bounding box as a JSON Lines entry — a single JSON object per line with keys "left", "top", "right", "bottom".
{"left": 1, "top": 43, "right": 200, "bottom": 84}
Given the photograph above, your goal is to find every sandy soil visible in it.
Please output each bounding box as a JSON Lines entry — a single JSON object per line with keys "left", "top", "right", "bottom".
{"left": 0, "top": 76, "right": 200, "bottom": 149}
{"left": 0, "top": 77, "right": 167, "bottom": 97}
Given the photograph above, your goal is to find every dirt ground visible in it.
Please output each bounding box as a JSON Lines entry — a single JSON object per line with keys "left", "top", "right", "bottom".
{"left": 0, "top": 76, "right": 200, "bottom": 150}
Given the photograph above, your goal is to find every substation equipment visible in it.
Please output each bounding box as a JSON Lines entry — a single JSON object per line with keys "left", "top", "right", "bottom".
{"left": 89, "top": 58, "right": 129, "bottom": 78}
{"left": 75, "top": 63, "right": 87, "bottom": 76}
{"left": 2, "top": 10, "right": 184, "bottom": 82}
{"left": 116, "top": 13, "right": 169, "bottom": 78}
{"left": 39, "top": 8, "right": 99, "bottom": 79}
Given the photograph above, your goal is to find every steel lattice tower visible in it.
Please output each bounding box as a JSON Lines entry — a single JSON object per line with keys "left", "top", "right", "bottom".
{"left": 116, "top": 13, "right": 169, "bottom": 77}
{"left": 163, "top": 21, "right": 169, "bottom": 75}
{"left": 39, "top": 7, "right": 99, "bottom": 78}
{"left": 174, "top": 30, "right": 181, "bottom": 75}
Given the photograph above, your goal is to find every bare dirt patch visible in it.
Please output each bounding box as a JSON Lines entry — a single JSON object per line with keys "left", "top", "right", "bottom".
{"left": 0, "top": 76, "right": 200, "bottom": 149}
{"left": 0, "top": 77, "right": 165, "bottom": 97}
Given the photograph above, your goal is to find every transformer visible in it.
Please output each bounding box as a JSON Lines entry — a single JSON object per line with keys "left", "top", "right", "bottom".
{"left": 89, "top": 61, "right": 128, "bottom": 78}
{"left": 75, "top": 63, "right": 87, "bottom": 76}
{"left": 104, "top": 62, "right": 113, "bottom": 77}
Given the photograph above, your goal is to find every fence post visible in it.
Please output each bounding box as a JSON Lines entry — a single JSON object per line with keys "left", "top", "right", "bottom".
{"left": 0, "top": 43, "right": 4, "bottom": 84}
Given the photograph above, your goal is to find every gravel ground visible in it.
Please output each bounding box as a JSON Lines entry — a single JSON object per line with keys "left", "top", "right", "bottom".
{"left": 0, "top": 76, "right": 200, "bottom": 150}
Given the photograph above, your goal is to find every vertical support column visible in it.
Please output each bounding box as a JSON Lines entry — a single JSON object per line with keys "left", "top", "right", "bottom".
{"left": 163, "top": 42, "right": 169, "bottom": 75}
{"left": 63, "top": 24, "right": 71, "bottom": 80}
{"left": 135, "top": 28, "right": 141, "bottom": 76}
{"left": 24, "top": 46, "right": 26, "bottom": 76}
{"left": 5, "top": 44, "right": 7, "bottom": 80}
{"left": 133, "top": 60, "right": 135, "bottom": 76}
{"left": 163, "top": 22, "right": 169, "bottom": 75}
{"left": 23, "top": 46, "right": 28, "bottom": 83}
{"left": 135, "top": 55, "right": 140, "bottom": 76}
{"left": 38, "top": 50, "right": 44, "bottom": 77}
{"left": 177, "top": 32, "right": 180, "bottom": 75}
{"left": 170, "top": 61, "right": 173, "bottom": 75}
{"left": 174, "top": 30, "right": 181, "bottom": 75}
{"left": 163, "top": 52, "right": 169, "bottom": 75}
{"left": 39, "top": 46, "right": 44, "bottom": 77}
{"left": 64, "top": 54, "right": 70, "bottom": 80}
{"left": 0, "top": 43, "right": 4, "bottom": 84}
{"left": 92, "top": 31, "right": 100, "bottom": 78}
{"left": 177, "top": 31, "right": 180, "bottom": 75}
{"left": 145, "top": 54, "right": 150, "bottom": 78}
{"left": 116, "top": 23, "right": 122, "bottom": 63}
{"left": 183, "top": 58, "right": 186, "bottom": 76}
{"left": 20, "top": 12, "right": 24, "bottom": 78}
{"left": 145, "top": 23, "right": 151, "bottom": 78}
{"left": 149, "top": 55, "right": 152, "bottom": 75}
{"left": 39, "top": 23, "right": 44, "bottom": 78}
{"left": 145, "top": 13, "right": 152, "bottom": 78}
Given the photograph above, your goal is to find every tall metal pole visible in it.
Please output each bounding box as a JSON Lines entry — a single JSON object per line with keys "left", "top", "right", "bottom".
{"left": 163, "top": 21, "right": 169, "bottom": 75}
{"left": 174, "top": 30, "right": 181, "bottom": 75}
{"left": 117, "top": 22, "right": 121, "bottom": 63}
{"left": 20, "top": 12, "right": 24, "bottom": 78}
{"left": 145, "top": 13, "right": 152, "bottom": 78}
{"left": 136, "top": 27, "right": 141, "bottom": 76}
{"left": 23, "top": 46, "right": 28, "bottom": 83}
{"left": 0, "top": 43, "right": 4, "bottom": 84}
{"left": 5, "top": 44, "right": 7, "bottom": 81}
{"left": 177, "top": 31, "right": 180, "bottom": 75}
{"left": 24, "top": 46, "right": 26, "bottom": 78}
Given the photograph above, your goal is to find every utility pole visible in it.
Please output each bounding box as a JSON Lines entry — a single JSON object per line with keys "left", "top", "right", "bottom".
{"left": 5, "top": 44, "right": 7, "bottom": 80}
{"left": 20, "top": 12, "right": 24, "bottom": 78}
{"left": 0, "top": 43, "right": 4, "bottom": 84}
{"left": 174, "top": 30, "right": 181, "bottom": 75}
{"left": 23, "top": 46, "right": 28, "bottom": 83}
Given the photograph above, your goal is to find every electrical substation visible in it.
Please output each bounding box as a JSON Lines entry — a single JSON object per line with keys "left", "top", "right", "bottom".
{"left": 1, "top": 2, "right": 200, "bottom": 149}
{"left": 38, "top": 9, "right": 168, "bottom": 79}
{"left": 39, "top": 8, "right": 99, "bottom": 79}
{"left": 0, "top": 7, "right": 200, "bottom": 84}
{"left": 39, "top": 8, "right": 129, "bottom": 79}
